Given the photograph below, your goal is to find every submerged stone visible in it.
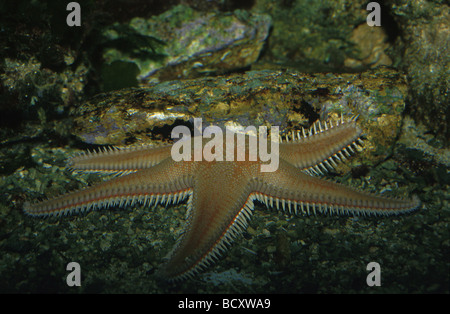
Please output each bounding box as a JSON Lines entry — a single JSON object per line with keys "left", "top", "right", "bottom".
{"left": 102, "top": 5, "right": 271, "bottom": 84}
{"left": 73, "top": 67, "right": 407, "bottom": 166}
{"left": 389, "top": 0, "right": 449, "bottom": 142}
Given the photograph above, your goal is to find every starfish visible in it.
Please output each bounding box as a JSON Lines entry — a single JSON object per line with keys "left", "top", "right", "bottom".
{"left": 24, "top": 116, "right": 420, "bottom": 280}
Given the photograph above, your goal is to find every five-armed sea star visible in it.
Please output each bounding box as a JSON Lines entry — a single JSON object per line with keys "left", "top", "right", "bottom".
{"left": 24, "top": 116, "right": 420, "bottom": 280}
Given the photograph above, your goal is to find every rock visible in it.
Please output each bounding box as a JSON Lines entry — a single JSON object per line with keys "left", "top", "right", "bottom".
{"left": 1, "top": 57, "right": 87, "bottom": 112}
{"left": 397, "top": 116, "right": 449, "bottom": 167}
{"left": 73, "top": 67, "right": 408, "bottom": 166}
{"left": 102, "top": 5, "right": 271, "bottom": 84}
{"left": 344, "top": 23, "right": 393, "bottom": 69}
{"left": 387, "top": 0, "right": 449, "bottom": 142}
{"left": 251, "top": 0, "right": 369, "bottom": 71}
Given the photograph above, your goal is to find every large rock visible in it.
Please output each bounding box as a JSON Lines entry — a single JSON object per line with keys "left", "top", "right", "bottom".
{"left": 73, "top": 67, "right": 408, "bottom": 167}
{"left": 386, "top": 0, "right": 449, "bottom": 142}
{"left": 102, "top": 5, "right": 272, "bottom": 85}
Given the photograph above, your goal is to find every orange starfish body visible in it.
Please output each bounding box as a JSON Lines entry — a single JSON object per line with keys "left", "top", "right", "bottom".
{"left": 24, "top": 117, "right": 420, "bottom": 280}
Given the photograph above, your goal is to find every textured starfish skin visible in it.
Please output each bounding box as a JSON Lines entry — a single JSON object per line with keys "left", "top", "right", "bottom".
{"left": 24, "top": 117, "right": 420, "bottom": 280}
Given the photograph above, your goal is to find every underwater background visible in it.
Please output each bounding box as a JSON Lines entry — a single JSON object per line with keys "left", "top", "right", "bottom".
{"left": 0, "top": 0, "right": 448, "bottom": 293}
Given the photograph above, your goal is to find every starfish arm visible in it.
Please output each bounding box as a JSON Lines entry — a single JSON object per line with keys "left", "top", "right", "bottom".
{"left": 68, "top": 144, "right": 172, "bottom": 174}
{"left": 279, "top": 117, "right": 362, "bottom": 174}
{"left": 24, "top": 158, "right": 193, "bottom": 217}
{"left": 255, "top": 159, "right": 420, "bottom": 216}
{"left": 159, "top": 162, "right": 255, "bottom": 280}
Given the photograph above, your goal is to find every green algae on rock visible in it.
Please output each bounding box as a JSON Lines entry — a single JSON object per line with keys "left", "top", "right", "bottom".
{"left": 252, "top": 0, "right": 369, "bottom": 71}
{"left": 102, "top": 5, "right": 272, "bottom": 84}
{"left": 387, "top": 0, "right": 449, "bottom": 142}
{"left": 343, "top": 23, "right": 393, "bottom": 69}
{"left": 73, "top": 67, "right": 408, "bottom": 167}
